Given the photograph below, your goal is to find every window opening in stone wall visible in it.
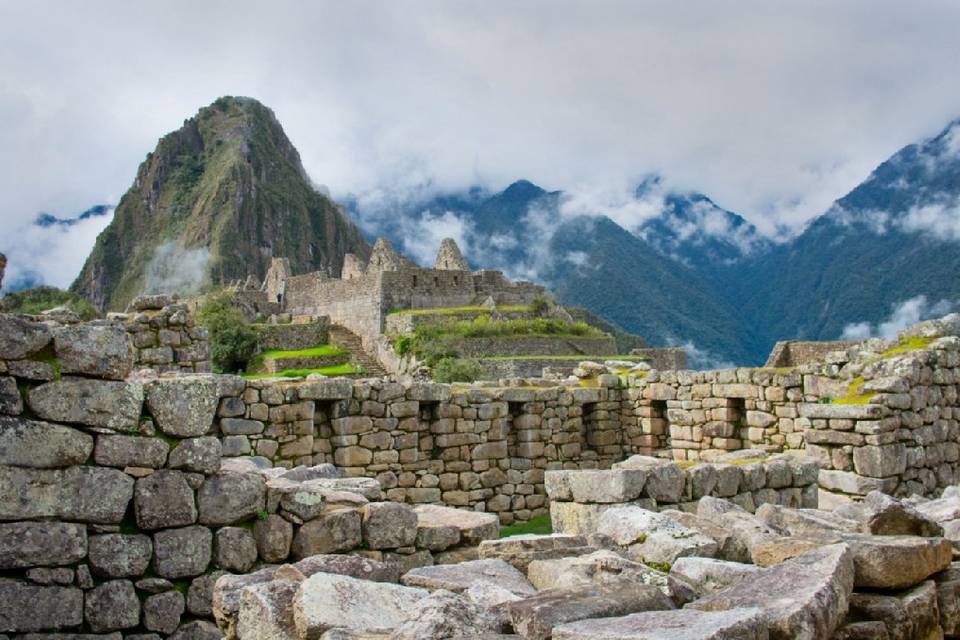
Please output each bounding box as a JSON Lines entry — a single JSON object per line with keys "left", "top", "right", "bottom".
{"left": 453, "top": 276, "right": 459, "bottom": 285}
{"left": 730, "top": 397, "right": 747, "bottom": 448}
{"left": 434, "top": 276, "right": 439, "bottom": 287}
{"left": 581, "top": 401, "right": 600, "bottom": 461}
{"left": 650, "top": 399, "right": 669, "bottom": 451}
{"left": 412, "top": 275, "right": 418, "bottom": 287}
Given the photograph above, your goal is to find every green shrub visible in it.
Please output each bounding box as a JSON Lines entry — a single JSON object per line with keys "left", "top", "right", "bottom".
{"left": 432, "top": 357, "right": 482, "bottom": 383}
{"left": 530, "top": 296, "right": 551, "bottom": 317}
{"left": 197, "top": 291, "right": 258, "bottom": 373}
{"left": 0, "top": 286, "right": 98, "bottom": 320}
{"left": 393, "top": 334, "right": 413, "bottom": 355}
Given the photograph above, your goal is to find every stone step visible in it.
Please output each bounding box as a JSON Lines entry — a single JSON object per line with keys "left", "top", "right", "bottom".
{"left": 328, "top": 325, "right": 388, "bottom": 378}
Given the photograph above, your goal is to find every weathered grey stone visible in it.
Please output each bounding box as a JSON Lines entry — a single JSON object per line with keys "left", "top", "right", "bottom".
{"left": 413, "top": 504, "right": 499, "bottom": 545}
{"left": 220, "top": 418, "right": 264, "bottom": 435}
{"left": 847, "top": 580, "right": 940, "bottom": 640}
{"left": 0, "top": 465, "right": 133, "bottom": 523}
{"left": 88, "top": 534, "right": 152, "bottom": 577}
{"left": 145, "top": 377, "right": 220, "bottom": 437}
{"left": 862, "top": 490, "right": 943, "bottom": 536}
{"left": 214, "top": 526, "right": 258, "bottom": 572}
{"left": 0, "top": 314, "right": 52, "bottom": 359}
{"left": 135, "top": 470, "right": 197, "bottom": 530}
{"left": 0, "top": 578, "right": 82, "bottom": 632}
{"left": 278, "top": 484, "right": 328, "bottom": 522}
{"left": 613, "top": 456, "right": 685, "bottom": 503}
{"left": 293, "top": 572, "right": 429, "bottom": 638}
{"left": 136, "top": 577, "right": 175, "bottom": 593}
{"left": 696, "top": 497, "right": 779, "bottom": 562}
{"left": 552, "top": 607, "right": 769, "bottom": 640}
{"left": 153, "top": 525, "right": 212, "bottom": 579}
{"left": 547, "top": 469, "right": 648, "bottom": 503}
{"left": 197, "top": 472, "right": 266, "bottom": 525}
{"left": 0, "top": 522, "right": 86, "bottom": 569}
{"left": 291, "top": 509, "right": 362, "bottom": 558}
{"left": 25, "top": 566, "right": 74, "bottom": 585}
{"left": 799, "top": 403, "right": 886, "bottom": 419}
{"left": 390, "top": 589, "right": 501, "bottom": 640}
{"left": 689, "top": 543, "right": 854, "bottom": 640}
{"left": 95, "top": 434, "right": 169, "bottom": 469}
{"left": 85, "top": 580, "right": 140, "bottom": 632}
{"left": 297, "top": 377, "right": 354, "bottom": 400}
{"left": 0, "top": 417, "right": 93, "bottom": 468}
{"left": 528, "top": 549, "right": 697, "bottom": 605}
{"left": 852, "top": 443, "right": 906, "bottom": 478}
{"left": 416, "top": 520, "right": 460, "bottom": 551}
{"left": 550, "top": 501, "right": 632, "bottom": 536}
{"left": 669, "top": 556, "right": 762, "bottom": 596}
{"left": 28, "top": 378, "right": 143, "bottom": 431}
{"left": 507, "top": 582, "right": 675, "bottom": 640}
{"left": 168, "top": 437, "right": 221, "bottom": 474}
{"left": 478, "top": 533, "right": 597, "bottom": 572}
{"left": 237, "top": 574, "right": 302, "bottom": 640}
{"left": 754, "top": 503, "right": 860, "bottom": 538}
{"left": 599, "top": 506, "right": 718, "bottom": 564}
{"left": 53, "top": 324, "right": 134, "bottom": 380}
{"left": 144, "top": 591, "right": 186, "bottom": 635}
{"left": 841, "top": 533, "right": 953, "bottom": 589}
{"left": 187, "top": 570, "right": 227, "bottom": 617}
{"left": 295, "top": 554, "right": 402, "bottom": 583}
{"left": 255, "top": 513, "right": 294, "bottom": 563}
{"left": 169, "top": 621, "right": 222, "bottom": 640}
{"left": 0, "top": 376, "right": 22, "bottom": 415}
{"left": 818, "top": 469, "right": 897, "bottom": 496}
{"left": 363, "top": 502, "right": 418, "bottom": 549}
{"left": 402, "top": 558, "right": 536, "bottom": 595}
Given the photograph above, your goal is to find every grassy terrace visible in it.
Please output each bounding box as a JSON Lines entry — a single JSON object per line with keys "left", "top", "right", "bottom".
{"left": 243, "top": 363, "right": 360, "bottom": 380}
{"left": 499, "top": 513, "right": 552, "bottom": 538}
{"left": 259, "top": 344, "right": 347, "bottom": 359}
{"left": 244, "top": 343, "right": 353, "bottom": 380}
{"left": 484, "top": 354, "right": 647, "bottom": 361}
{"left": 387, "top": 305, "right": 532, "bottom": 316}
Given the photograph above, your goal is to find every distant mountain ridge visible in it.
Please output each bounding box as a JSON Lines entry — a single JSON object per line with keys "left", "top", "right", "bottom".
{"left": 34, "top": 204, "right": 112, "bottom": 228}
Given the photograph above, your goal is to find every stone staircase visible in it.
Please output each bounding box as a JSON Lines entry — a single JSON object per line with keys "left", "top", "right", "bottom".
{"left": 328, "top": 325, "right": 389, "bottom": 378}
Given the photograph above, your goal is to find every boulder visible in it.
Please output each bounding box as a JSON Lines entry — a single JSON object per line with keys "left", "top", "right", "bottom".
{"left": 88, "top": 534, "right": 153, "bottom": 577}
{"left": 841, "top": 533, "right": 953, "bottom": 589}
{"left": 85, "top": 579, "right": 140, "bottom": 632}
{"left": 847, "top": 580, "right": 941, "bottom": 640}
{"left": 255, "top": 514, "right": 294, "bottom": 563}
{"left": 401, "top": 558, "right": 536, "bottom": 595}
{"left": 527, "top": 549, "right": 695, "bottom": 605}
{"left": 754, "top": 503, "right": 861, "bottom": 537}
{"left": 153, "top": 525, "right": 212, "bottom": 579}
{"left": 279, "top": 485, "right": 328, "bottom": 522}
{"left": 550, "top": 501, "right": 629, "bottom": 536}
{"left": 0, "top": 417, "right": 93, "bottom": 468}
{"left": 197, "top": 471, "right": 266, "bottom": 525}
{"left": 506, "top": 582, "right": 674, "bottom": 640}
{"left": 144, "top": 591, "right": 186, "bottom": 635}
{"left": 613, "top": 456, "right": 685, "bottom": 503}
{"left": 0, "top": 314, "right": 52, "bottom": 359}
{"left": 237, "top": 573, "right": 302, "bottom": 640}
{"left": 464, "top": 581, "right": 524, "bottom": 632}
{"left": 413, "top": 504, "right": 499, "bottom": 545}
{"left": 28, "top": 378, "right": 143, "bottom": 431}
{"left": 0, "top": 578, "right": 83, "bottom": 632}
{"left": 170, "top": 620, "right": 223, "bottom": 640}
{"left": 688, "top": 543, "right": 855, "bottom": 640}
{"left": 551, "top": 608, "right": 769, "bottom": 640}
{"left": 95, "top": 434, "right": 169, "bottom": 469}
{"left": 914, "top": 494, "right": 960, "bottom": 523}
{"left": 295, "top": 554, "right": 402, "bottom": 583}
{"left": 696, "top": 497, "right": 779, "bottom": 561}
{"left": 145, "top": 377, "right": 220, "bottom": 437}
{"left": 187, "top": 570, "right": 227, "bottom": 617}
{"left": 0, "top": 376, "right": 21, "bottom": 415}
{"left": 862, "top": 491, "right": 944, "bottom": 537}
{"left": 362, "top": 502, "right": 418, "bottom": 549}
{"left": 0, "top": 521, "right": 87, "bottom": 569}
{"left": 389, "top": 589, "right": 502, "bottom": 640}
{"left": 659, "top": 510, "right": 745, "bottom": 563}
{"left": 750, "top": 537, "right": 824, "bottom": 567}
{"left": 168, "top": 437, "right": 222, "bottom": 474}
{"left": 0, "top": 465, "right": 133, "bottom": 523}
{"left": 669, "top": 556, "right": 762, "bottom": 596}
{"left": 599, "top": 507, "right": 717, "bottom": 564}
{"left": 291, "top": 509, "right": 362, "bottom": 558}
{"left": 478, "top": 534, "right": 597, "bottom": 572}
{"left": 135, "top": 470, "right": 197, "bottom": 530}
{"left": 214, "top": 527, "right": 258, "bottom": 573}
{"left": 293, "top": 572, "right": 429, "bottom": 638}
{"left": 53, "top": 323, "right": 134, "bottom": 380}
{"left": 545, "top": 469, "right": 647, "bottom": 503}
{"left": 213, "top": 567, "right": 280, "bottom": 638}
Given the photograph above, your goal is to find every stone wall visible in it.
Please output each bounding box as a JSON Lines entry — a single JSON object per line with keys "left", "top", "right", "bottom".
{"left": 630, "top": 346, "right": 688, "bottom": 370}
{"left": 449, "top": 336, "right": 618, "bottom": 358}
{"left": 0, "top": 313, "right": 496, "bottom": 638}
{"left": 764, "top": 339, "right": 864, "bottom": 368}
{"left": 254, "top": 318, "right": 330, "bottom": 351}
{"left": 120, "top": 295, "right": 212, "bottom": 373}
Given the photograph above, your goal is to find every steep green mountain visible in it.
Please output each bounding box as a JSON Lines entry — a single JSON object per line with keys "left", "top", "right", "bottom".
{"left": 72, "top": 96, "right": 370, "bottom": 311}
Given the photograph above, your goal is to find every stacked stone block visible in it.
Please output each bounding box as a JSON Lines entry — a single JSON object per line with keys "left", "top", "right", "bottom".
{"left": 117, "top": 294, "right": 211, "bottom": 373}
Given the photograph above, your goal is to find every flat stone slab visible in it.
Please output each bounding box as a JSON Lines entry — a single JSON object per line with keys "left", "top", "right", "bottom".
{"left": 599, "top": 506, "right": 718, "bottom": 564}
{"left": 669, "top": 557, "right": 762, "bottom": 596}
{"left": 414, "top": 504, "right": 500, "bottom": 545}
{"left": 798, "top": 403, "right": 886, "bottom": 420}
{"left": 479, "top": 534, "right": 596, "bottom": 572}
{"left": 401, "top": 558, "right": 536, "bottom": 595}
{"left": 688, "top": 543, "right": 854, "bottom": 640}
{"left": 544, "top": 469, "right": 647, "bottom": 503}
{"left": 552, "top": 608, "right": 769, "bottom": 640}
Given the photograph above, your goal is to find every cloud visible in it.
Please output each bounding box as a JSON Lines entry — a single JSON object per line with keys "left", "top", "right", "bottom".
{"left": 666, "top": 338, "right": 735, "bottom": 371}
{"left": 4, "top": 1, "right": 960, "bottom": 246}
{"left": 143, "top": 242, "right": 211, "bottom": 296}
{"left": 841, "top": 295, "right": 955, "bottom": 339}
{"left": 900, "top": 200, "right": 960, "bottom": 241}
{"left": 1, "top": 208, "right": 114, "bottom": 292}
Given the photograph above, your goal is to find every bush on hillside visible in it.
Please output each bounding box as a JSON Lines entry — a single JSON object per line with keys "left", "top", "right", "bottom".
{"left": 197, "top": 291, "right": 258, "bottom": 373}
{"left": 432, "top": 357, "right": 482, "bottom": 383}
{"left": 530, "top": 296, "right": 551, "bottom": 317}
{"left": 0, "top": 286, "right": 98, "bottom": 320}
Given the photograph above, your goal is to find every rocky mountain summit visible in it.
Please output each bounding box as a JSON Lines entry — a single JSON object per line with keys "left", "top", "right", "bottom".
{"left": 71, "top": 96, "right": 370, "bottom": 312}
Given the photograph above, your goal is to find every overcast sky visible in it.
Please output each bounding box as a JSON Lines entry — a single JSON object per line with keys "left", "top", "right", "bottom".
{"left": 3, "top": 0, "right": 960, "bottom": 286}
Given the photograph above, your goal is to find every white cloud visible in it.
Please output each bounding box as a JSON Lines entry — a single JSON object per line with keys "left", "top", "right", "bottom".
{"left": 4, "top": 0, "right": 960, "bottom": 248}
{"left": 841, "top": 295, "right": 955, "bottom": 339}
{"left": 143, "top": 242, "right": 211, "bottom": 297}
{"left": 666, "top": 338, "right": 735, "bottom": 371}
{"left": 900, "top": 200, "right": 960, "bottom": 241}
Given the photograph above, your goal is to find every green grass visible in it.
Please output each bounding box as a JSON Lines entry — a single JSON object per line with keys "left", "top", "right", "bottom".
{"left": 388, "top": 304, "right": 531, "bottom": 316}
{"left": 881, "top": 336, "right": 936, "bottom": 358}
{"left": 830, "top": 376, "right": 875, "bottom": 405}
{"left": 243, "top": 363, "right": 360, "bottom": 380}
{"left": 499, "top": 513, "right": 553, "bottom": 538}
{"left": 261, "top": 344, "right": 347, "bottom": 359}
{"left": 484, "top": 354, "right": 647, "bottom": 361}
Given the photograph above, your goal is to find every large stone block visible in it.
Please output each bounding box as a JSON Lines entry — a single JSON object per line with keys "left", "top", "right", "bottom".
{"left": 214, "top": 526, "right": 258, "bottom": 572}
{"left": 85, "top": 579, "right": 140, "bottom": 632}
{"left": 599, "top": 506, "right": 718, "bottom": 564}
{"left": 197, "top": 472, "right": 266, "bottom": 525}
{"left": 0, "top": 376, "right": 22, "bottom": 415}
{"left": 89, "top": 534, "right": 153, "bottom": 578}
{"left": 0, "top": 314, "right": 52, "bottom": 359}
{"left": 153, "top": 525, "right": 212, "bottom": 579}
{"left": 167, "top": 436, "right": 221, "bottom": 474}
{"left": 297, "top": 377, "right": 354, "bottom": 400}
{"left": 95, "top": 434, "right": 169, "bottom": 469}
{"left": 0, "top": 578, "right": 82, "bottom": 632}
{"left": 53, "top": 323, "right": 134, "bottom": 380}
{"left": 144, "top": 590, "right": 186, "bottom": 634}
{"left": 28, "top": 378, "right": 143, "bottom": 431}
{"left": 413, "top": 504, "right": 499, "bottom": 545}
{"left": 0, "top": 522, "right": 87, "bottom": 569}
{"left": 362, "top": 502, "right": 418, "bottom": 549}
{"left": 0, "top": 416, "right": 93, "bottom": 467}
{"left": 254, "top": 514, "right": 293, "bottom": 563}
{"left": 291, "top": 509, "right": 362, "bottom": 558}
{"left": 0, "top": 465, "right": 133, "bottom": 523}
{"left": 145, "top": 377, "right": 220, "bottom": 437}
{"left": 552, "top": 608, "right": 769, "bottom": 640}
{"left": 852, "top": 443, "right": 906, "bottom": 478}
{"left": 135, "top": 470, "right": 197, "bottom": 530}
{"left": 402, "top": 558, "right": 536, "bottom": 595}
{"left": 547, "top": 469, "right": 648, "bottom": 503}
{"left": 799, "top": 403, "right": 886, "bottom": 420}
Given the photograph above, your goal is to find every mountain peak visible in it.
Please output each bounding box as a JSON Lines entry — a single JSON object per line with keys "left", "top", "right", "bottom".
{"left": 501, "top": 179, "right": 546, "bottom": 200}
